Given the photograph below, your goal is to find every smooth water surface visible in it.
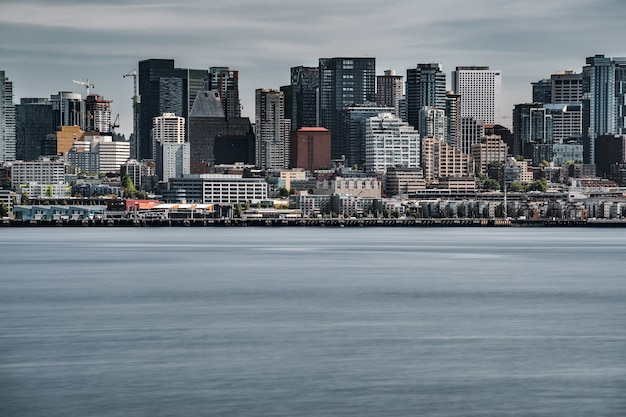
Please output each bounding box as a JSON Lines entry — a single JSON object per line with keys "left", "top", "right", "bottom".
{"left": 1, "top": 228, "right": 625, "bottom": 416}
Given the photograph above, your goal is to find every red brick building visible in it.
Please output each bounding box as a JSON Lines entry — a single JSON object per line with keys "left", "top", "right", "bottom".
{"left": 289, "top": 127, "right": 331, "bottom": 172}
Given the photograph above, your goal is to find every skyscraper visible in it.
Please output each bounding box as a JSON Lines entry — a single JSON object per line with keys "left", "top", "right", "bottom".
{"left": 84, "top": 94, "right": 112, "bottom": 134}
{"left": 344, "top": 103, "right": 394, "bottom": 167}
{"left": 256, "top": 89, "right": 291, "bottom": 170}
{"left": 152, "top": 112, "right": 189, "bottom": 181}
{"left": 406, "top": 63, "right": 446, "bottom": 130}
{"left": 206, "top": 67, "right": 240, "bottom": 119}
{"left": 0, "top": 70, "right": 16, "bottom": 162}
{"left": 513, "top": 103, "right": 553, "bottom": 160}
{"left": 376, "top": 69, "right": 404, "bottom": 117}
{"left": 138, "top": 59, "right": 208, "bottom": 160}
{"left": 451, "top": 66, "right": 502, "bottom": 124}
{"left": 318, "top": 57, "right": 376, "bottom": 159}
{"left": 16, "top": 98, "right": 55, "bottom": 161}
{"left": 364, "top": 113, "right": 420, "bottom": 172}
{"left": 289, "top": 66, "right": 319, "bottom": 129}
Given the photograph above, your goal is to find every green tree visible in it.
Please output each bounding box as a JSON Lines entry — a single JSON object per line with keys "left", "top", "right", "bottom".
{"left": 515, "top": 155, "right": 525, "bottom": 161}
{"left": 0, "top": 202, "right": 8, "bottom": 217}
{"left": 122, "top": 175, "right": 137, "bottom": 198}
{"left": 508, "top": 182, "right": 524, "bottom": 192}
{"left": 538, "top": 160, "right": 550, "bottom": 168}
{"left": 483, "top": 178, "right": 500, "bottom": 191}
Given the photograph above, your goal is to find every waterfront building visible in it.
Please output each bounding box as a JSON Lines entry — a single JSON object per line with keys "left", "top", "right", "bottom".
{"left": 451, "top": 66, "right": 502, "bottom": 124}
{"left": 364, "top": 113, "right": 420, "bottom": 172}
{"left": 318, "top": 57, "right": 376, "bottom": 159}
{"left": 315, "top": 176, "right": 381, "bottom": 199}
{"left": 255, "top": 89, "right": 291, "bottom": 170}
{"left": 289, "top": 127, "right": 331, "bottom": 172}
{"left": 343, "top": 103, "right": 394, "bottom": 167}
{"left": 167, "top": 174, "right": 268, "bottom": 204}
{"left": 376, "top": 69, "right": 404, "bottom": 117}
{"left": 15, "top": 98, "right": 55, "bottom": 161}
{"left": 383, "top": 166, "right": 426, "bottom": 197}
{"left": 421, "top": 136, "right": 474, "bottom": 181}
{"left": 1, "top": 70, "right": 16, "bottom": 162}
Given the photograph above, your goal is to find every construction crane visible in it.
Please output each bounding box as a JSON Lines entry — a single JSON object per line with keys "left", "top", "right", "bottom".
{"left": 123, "top": 69, "right": 141, "bottom": 159}
{"left": 72, "top": 79, "right": 95, "bottom": 95}
{"left": 110, "top": 114, "right": 120, "bottom": 134}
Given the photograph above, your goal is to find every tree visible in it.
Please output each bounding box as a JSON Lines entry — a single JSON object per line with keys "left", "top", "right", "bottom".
{"left": 515, "top": 155, "right": 525, "bottom": 161}
{"left": 508, "top": 182, "right": 524, "bottom": 192}
{"left": 483, "top": 178, "right": 500, "bottom": 191}
{"left": 0, "top": 202, "right": 8, "bottom": 217}
{"left": 538, "top": 160, "right": 550, "bottom": 168}
{"left": 122, "top": 175, "right": 138, "bottom": 198}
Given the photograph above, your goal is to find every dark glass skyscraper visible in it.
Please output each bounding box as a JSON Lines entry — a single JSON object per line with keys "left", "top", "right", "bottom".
{"left": 318, "top": 57, "right": 376, "bottom": 160}
{"left": 16, "top": 98, "right": 55, "bottom": 161}
{"left": 406, "top": 63, "right": 446, "bottom": 131}
{"left": 290, "top": 66, "right": 319, "bottom": 129}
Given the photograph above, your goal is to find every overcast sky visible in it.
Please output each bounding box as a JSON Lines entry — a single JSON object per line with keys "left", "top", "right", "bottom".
{"left": 1, "top": 0, "right": 625, "bottom": 136}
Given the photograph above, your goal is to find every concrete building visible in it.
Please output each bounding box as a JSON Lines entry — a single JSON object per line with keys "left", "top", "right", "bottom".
{"left": 289, "top": 127, "right": 331, "bottom": 172}
{"left": 451, "top": 66, "right": 502, "bottom": 124}
{"left": 460, "top": 117, "right": 485, "bottom": 155}
{"left": 10, "top": 159, "right": 66, "bottom": 191}
{"left": 255, "top": 89, "right": 291, "bottom": 170}
{"left": 384, "top": 166, "right": 426, "bottom": 196}
{"left": 445, "top": 91, "right": 462, "bottom": 149}
{"left": 167, "top": 174, "right": 268, "bottom": 204}
{"left": 376, "top": 69, "right": 404, "bottom": 117}
{"left": 503, "top": 157, "right": 534, "bottom": 185}
{"left": 364, "top": 113, "right": 420, "bottom": 172}
{"left": 551, "top": 70, "right": 583, "bottom": 104}
{"left": 419, "top": 106, "right": 447, "bottom": 142}
{"left": 421, "top": 136, "right": 474, "bottom": 181}
{"left": 315, "top": 176, "right": 381, "bottom": 199}
{"left": 96, "top": 140, "right": 130, "bottom": 174}
{"left": 152, "top": 113, "right": 188, "bottom": 181}
{"left": 1, "top": 70, "right": 16, "bottom": 162}
{"left": 471, "top": 134, "right": 509, "bottom": 175}
{"left": 318, "top": 57, "right": 376, "bottom": 159}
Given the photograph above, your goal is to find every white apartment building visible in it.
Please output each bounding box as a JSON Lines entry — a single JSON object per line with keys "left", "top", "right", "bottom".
{"left": 152, "top": 113, "right": 188, "bottom": 181}
{"left": 96, "top": 141, "right": 130, "bottom": 174}
{"left": 168, "top": 174, "right": 268, "bottom": 204}
{"left": 11, "top": 159, "right": 66, "bottom": 190}
{"left": 364, "top": 113, "right": 420, "bottom": 172}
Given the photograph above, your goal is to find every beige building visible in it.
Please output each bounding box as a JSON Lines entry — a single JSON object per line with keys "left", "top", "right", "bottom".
{"left": 471, "top": 134, "right": 509, "bottom": 175}
{"left": 384, "top": 167, "right": 426, "bottom": 196}
{"left": 421, "top": 136, "right": 474, "bottom": 181}
{"left": 56, "top": 126, "right": 85, "bottom": 155}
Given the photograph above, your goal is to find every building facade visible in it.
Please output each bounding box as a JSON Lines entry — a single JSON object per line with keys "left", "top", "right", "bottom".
{"left": 451, "top": 66, "right": 502, "bottom": 124}
{"left": 15, "top": 98, "right": 55, "bottom": 161}
{"left": 364, "top": 113, "right": 420, "bottom": 172}
{"left": 255, "top": 89, "right": 291, "bottom": 170}
{"left": 406, "top": 63, "right": 446, "bottom": 130}
{"left": 421, "top": 136, "right": 474, "bottom": 181}
{"left": 376, "top": 69, "right": 404, "bottom": 117}
{"left": 1, "top": 70, "right": 16, "bottom": 162}
{"left": 289, "top": 127, "right": 331, "bottom": 172}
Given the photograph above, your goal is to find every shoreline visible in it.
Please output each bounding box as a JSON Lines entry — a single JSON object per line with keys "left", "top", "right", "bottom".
{"left": 3, "top": 218, "right": 626, "bottom": 228}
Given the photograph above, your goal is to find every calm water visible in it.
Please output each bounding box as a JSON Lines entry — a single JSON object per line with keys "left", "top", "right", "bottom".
{"left": 1, "top": 227, "right": 625, "bottom": 416}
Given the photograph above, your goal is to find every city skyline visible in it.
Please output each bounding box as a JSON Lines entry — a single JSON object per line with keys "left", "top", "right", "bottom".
{"left": 1, "top": 0, "right": 625, "bottom": 137}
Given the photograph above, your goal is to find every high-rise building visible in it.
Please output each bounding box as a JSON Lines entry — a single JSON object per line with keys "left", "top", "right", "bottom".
{"left": 50, "top": 91, "right": 83, "bottom": 130}
{"left": 84, "top": 94, "right": 112, "bottom": 134}
{"left": 419, "top": 107, "right": 447, "bottom": 142}
{"left": 256, "top": 89, "right": 291, "bottom": 170}
{"left": 532, "top": 79, "right": 552, "bottom": 103}
{"left": 318, "top": 57, "right": 376, "bottom": 159}
{"left": 376, "top": 69, "right": 404, "bottom": 117}
{"left": 364, "top": 113, "right": 420, "bottom": 172}
{"left": 206, "top": 67, "right": 240, "bottom": 119}
{"left": 288, "top": 66, "right": 319, "bottom": 129}
{"left": 451, "top": 66, "right": 502, "bottom": 124}
{"left": 445, "top": 91, "right": 462, "bottom": 149}
{"left": 0, "top": 70, "right": 15, "bottom": 162}
{"left": 513, "top": 103, "right": 553, "bottom": 160}
{"left": 138, "top": 59, "right": 208, "bottom": 160}
{"left": 460, "top": 117, "right": 485, "bottom": 155}
{"left": 551, "top": 70, "right": 583, "bottom": 104}
{"left": 582, "top": 55, "right": 626, "bottom": 163}
{"left": 421, "top": 136, "right": 474, "bottom": 181}
{"left": 406, "top": 63, "right": 446, "bottom": 130}
{"left": 152, "top": 113, "right": 188, "bottom": 181}
{"left": 16, "top": 98, "right": 55, "bottom": 161}
{"left": 471, "top": 135, "right": 509, "bottom": 175}
{"left": 343, "top": 104, "right": 394, "bottom": 167}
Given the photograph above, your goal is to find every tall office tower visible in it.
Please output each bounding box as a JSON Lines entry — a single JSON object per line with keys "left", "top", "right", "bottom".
{"left": 376, "top": 69, "right": 404, "bottom": 117}
{"left": 50, "top": 91, "right": 83, "bottom": 129}
{"left": 289, "top": 66, "right": 319, "bottom": 129}
{"left": 0, "top": 71, "right": 16, "bottom": 162}
{"left": 364, "top": 113, "right": 420, "bottom": 172}
{"left": 445, "top": 91, "right": 462, "bottom": 148}
{"left": 318, "top": 57, "right": 376, "bottom": 159}
{"left": 84, "top": 94, "right": 112, "bottom": 134}
{"left": 256, "top": 89, "right": 291, "bottom": 170}
{"left": 513, "top": 103, "right": 553, "bottom": 160}
{"left": 206, "top": 67, "right": 240, "bottom": 119}
{"left": 16, "top": 98, "right": 55, "bottom": 161}
{"left": 419, "top": 107, "right": 447, "bottom": 142}
{"left": 460, "top": 117, "right": 485, "bottom": 155}
{"left": 343, "top": 104, "right": 394, "bottom": 167}
{"left": 138, "top": 59, "right": 208, "bottom": 160}
{"left": 532, "top": 79, "right": 552, "bottom": 103}
{"left": 152, "top": 113, "right": 188, "bottom": 181}
{"left": 582, "top": 55, "right": 626, "bottom": 163}
{"left": 452, "top": 66, "right": 502, "bottom": 124}
{"left": 551, "top": 70, "right": 583, "bottom": 103}
{"left": 406, "top": 63, "right": 446, "bottom": 130}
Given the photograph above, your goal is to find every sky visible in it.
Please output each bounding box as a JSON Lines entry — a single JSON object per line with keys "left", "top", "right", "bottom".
{"left": 1, "top": 0, "right": 625, "bottom": 137}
